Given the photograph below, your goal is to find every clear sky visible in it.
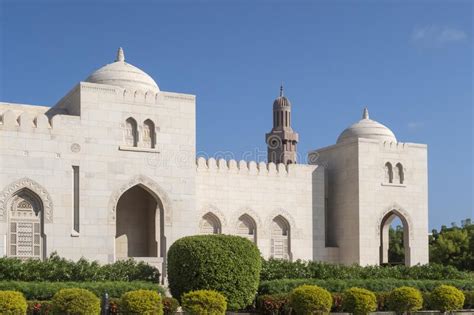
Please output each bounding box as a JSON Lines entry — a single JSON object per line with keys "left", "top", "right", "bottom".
{"left": 0, "top": 1, "right": 472, "bottom": 230}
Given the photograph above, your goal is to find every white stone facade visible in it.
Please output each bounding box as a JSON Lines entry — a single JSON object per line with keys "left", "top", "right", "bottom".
{"left": 0, "top": 49, "right": 428, "bottom": 278}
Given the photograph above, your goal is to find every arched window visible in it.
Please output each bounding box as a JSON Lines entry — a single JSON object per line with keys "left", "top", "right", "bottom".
{"left": 385, "top": 162, "right": 393, "bottom": 183}
{"left": 237, "top": 214, "right": 256, "bottom": 243}
{"left": 200, "top": 212, "right": 221, "bottom": 234}
{"left": 143, "top": 119, "right": 156, "bottom": 149}
{"left": 395, "top": 163, "right": 404, "bottom": 184}
{"left": 125, "top": 118, "right": 138, "bottom": 147}
{"left": 8, "top": 189, "right": 44, "bottom": 259}
{"left": 271, "top": 215, "right": 291, "bottom": 260}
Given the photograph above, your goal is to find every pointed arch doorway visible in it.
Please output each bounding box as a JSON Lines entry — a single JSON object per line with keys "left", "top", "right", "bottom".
{"left": 115, "top": 185, "right": 165, "bottom": 260}
{"left": 379, "top": 210, "right": 410, "bottom": 266}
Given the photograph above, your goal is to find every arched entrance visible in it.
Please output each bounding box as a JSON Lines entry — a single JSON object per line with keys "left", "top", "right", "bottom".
{"left": 115, "top": 185, "right": 164, "bottom": 259}
{"left": 380, "top": 210, "right": 410, "bottom": 266}
{"left": 7, "top": 189, "right": 45, "bottom": 260}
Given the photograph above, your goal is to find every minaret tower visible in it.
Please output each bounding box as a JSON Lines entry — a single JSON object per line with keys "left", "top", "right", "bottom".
{"left": 265, "top": 85, "right": 299, "bottom": 164}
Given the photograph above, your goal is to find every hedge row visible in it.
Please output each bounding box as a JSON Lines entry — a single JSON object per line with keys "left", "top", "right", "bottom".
{"left": 259, "top": 279, "right": 474, "bottom": 295}
{"left": 261, "top": 259, "right": 474, "bottom": 281}
{"left": 257, "top": 289, "right": 474, "bottom": 313}
{"left": 0, "top": 281, "right": 165, "bottom": 300}
{"left": 0, "top": 253, "right": 160, "bottom": 282}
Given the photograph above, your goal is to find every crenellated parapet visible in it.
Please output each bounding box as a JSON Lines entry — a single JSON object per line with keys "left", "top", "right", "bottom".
{"left": 0, "top": 109, "right": 52, "bottom": 130}
{"left": 79, "top": 82, "right": 195, "bottom": 105}
{"left": 380, "top": 140, "right": 426, "bottom": 152}
{"left": 196, "top": 157, "right": 317, "bottom": 176}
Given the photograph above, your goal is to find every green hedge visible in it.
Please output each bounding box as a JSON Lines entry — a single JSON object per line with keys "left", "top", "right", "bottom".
{"left": 0, "top": 253, "right": 160, "bottom": 282}
{"left": 257, "top": 290, "right": 474, "bottom": 313}
{"left": 259, "top": 279, "right": 474, "bottom": 295}
{"left": 168, "top": 235, "right": 261, "bottom": 310}
{"left": 0, "top": 281, "right": 165, "bottom": 300}
{"left": 261, "top": 259, "right": 473, "bottom": 281}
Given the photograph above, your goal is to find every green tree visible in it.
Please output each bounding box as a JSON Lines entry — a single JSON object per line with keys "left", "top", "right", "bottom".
{"left": 388, "top": 226, "right": 405, "bottom": 264}
{"left": 430, "top": 219, "right": 473, "bottom": 271}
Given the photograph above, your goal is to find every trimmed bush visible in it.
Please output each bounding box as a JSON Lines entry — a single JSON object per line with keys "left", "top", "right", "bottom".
{"left": 464, "top": 291, "right": 474, "bottom": 309}
{"left": 430, "top": 285, "right": 465, "bottom": 312}
{"left": 167, "top": 235, "right": 261, "bottom": 310}
{"left": 259, "top": 278, "right": 474, "bottom": 295}
{"left": 0, "top": 253, "right": 160, "bottom": 282}
{"left": 331, "top": 293, "right": 344, "bottom": 312}
{"left": 108, "top": 298, "right": 120, "bottom": 315}
{"left": 289, "top": 285, "right": 333, "bottom": 314}
{"left": 342, "top": 287, "right": 377, "bottom": 315}
{"left": 181, "top": 290, "right": 227, "bottom": 315}
{"left": 120, "top": 289, "right": 163, "bottom": 315}
{"left": 261, "top": 259, "right": 472, "bottom": 281}
{"left": 375, "top": 292, "right": 390, "bottom": 311}
{"left": 0, "top": 290, "right": 27, "bottom": 314}
{"left": 387, "top": 286, "right": 423, "bottom": 314}
{"left": 27, "top": 300, "right": 53, "bottom": 315}
{"left": 51, "top": 288, "right": 100, "bottom": 314}
{"left": 162, "top": 296, "right": 179, "bottom": 315}
{"left": 257, "top": 293, "right": 289, "bottom": 315}
{"left": 0, "top": 281, "right": 164, "bottom": 300}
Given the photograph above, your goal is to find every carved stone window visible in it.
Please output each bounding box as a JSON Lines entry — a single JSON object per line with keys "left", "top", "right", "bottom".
{"left": 237, "top": 214, "right": 256, "bottom": 243}
{"left": 200, "top": 212, "right": 221, "bottom": 234}
{"left": 384, "top": 162, "right": 393, "bottom": 183}
{"left": 271, "top": 215, "right": 290, "bottom": 260}
{"left": 8, "top": 193, "right": 43, "bottom": 259}
{"left": 143, "top": 119, "right": 156, "bottom": 149}
{"left": 125, "top": 118, "right": 138, "bottom": 147}
{"left": 395, "top": 163, "right": 404, "bottom": 184}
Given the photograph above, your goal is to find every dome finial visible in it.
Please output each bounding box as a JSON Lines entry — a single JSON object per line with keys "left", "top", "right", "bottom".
{"left": 116, "top": 47, "right": 125, "bottom": 62}
{"left": 280, "top": 83, "right": 284, "bottom": 97}
{"left": 363, "top": 107, "right": 369, "bottom": 119}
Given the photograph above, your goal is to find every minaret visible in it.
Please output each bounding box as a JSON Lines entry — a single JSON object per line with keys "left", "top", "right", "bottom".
{"left": 265, "top": 85, "right": 299, "bottom": 164}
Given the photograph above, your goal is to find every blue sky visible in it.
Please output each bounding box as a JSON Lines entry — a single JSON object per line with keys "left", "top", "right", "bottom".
{"left": 0, "top": 1, "right": 472, "bottom": 230}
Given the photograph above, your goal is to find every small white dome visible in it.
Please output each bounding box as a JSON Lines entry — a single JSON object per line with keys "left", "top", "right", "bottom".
{"left": 337, "top": 108, "right": 397, "bottom": 144}
{"left": 85, "top": 48, "right": 159, "bottom": 92}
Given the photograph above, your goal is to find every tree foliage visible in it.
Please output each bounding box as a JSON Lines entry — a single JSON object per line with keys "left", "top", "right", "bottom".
{"left": 388, "top": 226, "right": 405, "bottom": 264}
{"left": 430, "top": 219, "right": 473, "bottom": 271}
{"left": 388, "top": 218, "right": 473, "bottom": 271}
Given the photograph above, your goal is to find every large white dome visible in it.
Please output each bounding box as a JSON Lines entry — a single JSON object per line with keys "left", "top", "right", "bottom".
{"left": 337, "top": 108, "right": 397, "bottom": 144}
{"left": 85, "top": 48, "right": 159, "bottom": 92}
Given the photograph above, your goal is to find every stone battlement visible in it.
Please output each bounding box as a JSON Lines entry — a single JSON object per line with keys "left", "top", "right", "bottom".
{"left": 0, "top": 109, "right": 52, "bottom": 130}
{"left": 196, "top": 157, "right": 317, "bottom": 176}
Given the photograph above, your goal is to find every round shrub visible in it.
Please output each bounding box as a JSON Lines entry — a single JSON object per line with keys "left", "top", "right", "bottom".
{"left": 181, "top": 290, "right": 227, "bottom": 315}
{"left": 51, "top": 288, "right": 100, "bottom": 314}
{"left": 167, "top": 235, "right": 261, "bottom": 310}
{"left": 289, "top": 285, "right": 333, "bottom": 314}
{"left": 120, "top": 289, "right": 163, "bottom": 315}
{"left": 342, "top": 287, "right": 377, "bottom": 315}
{"left": 162, "top": 296, "right": 179, "bottom": 315}
{"left": 257, "top": 293, "right": 289, "bottom": 315}
{"left": 0, "top": 290, "right": 27, "bottom": 314}
{"left": 430, "top": 285, "right": 465, "bottom": 312}
{"left": 387, "top": 286, "right": 423, "bottom": 314}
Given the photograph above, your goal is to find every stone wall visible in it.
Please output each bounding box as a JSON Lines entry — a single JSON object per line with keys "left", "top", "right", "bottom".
{"left": 195, "top": 157, "right": 332, "bottom": 261}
